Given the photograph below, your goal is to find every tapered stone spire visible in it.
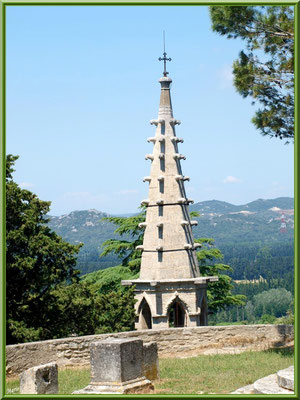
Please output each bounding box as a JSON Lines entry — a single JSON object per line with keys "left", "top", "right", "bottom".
{"left": 139, "top": 74, "right": 199, "bottom": 280}
{"left": 122, "top": 53, "right": 217, "bottom": 330}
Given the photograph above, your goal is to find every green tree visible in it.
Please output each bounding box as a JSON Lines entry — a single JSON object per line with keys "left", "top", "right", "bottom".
{"left": 245, "top": 301, "right": 255, "bottom": 323}
{"left": 210, "top": 6, "right": 294, "bottom": 141}
{"left": 195, "top": 238, "right": 245, "bottom": 312}
{"left": 6, "top": 156, "right": 139, "bottom": 343}
{"left": 50, "top": 281, "right": 102, "bottom": 338}
{"left": 259, "top": 314, "right": 277, "bottom": 324}
{"left": 100, "top": 210, "right": 146, "bottom": 273}
{"left": 252, "top": 288, "right": 293, "bottom": 318}
{"left": 51, "top": 281, "right": 136, "bottom": 337}
{"left": 82, "top": 265, "right": 138, "bottom": 294}
{"left": 6, "top": 155, "right": 81, "bottom": 343}
{"left": 101, "top": 212, "right": 245, "bottom": 313}
{"left": 94, "top": 287, "right": 136, "bottom": 334}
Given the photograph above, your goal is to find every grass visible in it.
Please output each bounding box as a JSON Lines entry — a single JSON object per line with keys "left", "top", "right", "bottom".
{"left": 58, "top": 366, "right": 91, "bottom": 394}
{"left": 6, "top": 348, "right": 293, "bottom": 395}
{"left": 156, "top": 348, "right": 293, "bottom": 394}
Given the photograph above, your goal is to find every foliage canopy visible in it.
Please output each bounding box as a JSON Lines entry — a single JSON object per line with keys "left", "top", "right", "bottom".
{"left": 101, "top": 210, "right": 146, "bottom": 273}
{"left": 6, "top": 155, "right": 81, "bottom": 343}
{"left": 6, "top": 156, "right": 136, "bottom": 343}
{"left": 210, "top": 6, "right": 294, "bottom": 142}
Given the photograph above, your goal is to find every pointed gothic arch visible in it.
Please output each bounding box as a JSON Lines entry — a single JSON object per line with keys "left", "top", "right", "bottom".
{"left": 164, "top": 293, "right": 190, "bottom": 315}
{"left": 138, "top": 297, "right": 152, "bottom": 330}
{"left": 167, "top": 296, "right": 188, "bottom": 328}
{"left": 136, "top": 293, "right": 155, "bottom": 316}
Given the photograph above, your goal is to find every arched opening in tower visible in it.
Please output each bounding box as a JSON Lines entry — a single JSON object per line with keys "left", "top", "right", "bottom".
{"left": 139, "top": 299, "right": 152, "bottom": 329}
{"left": 200, "top": 295, "right": 208, "bottom": 326}
{"left": 168, "top": 298, "right": 186, "bottom": 328}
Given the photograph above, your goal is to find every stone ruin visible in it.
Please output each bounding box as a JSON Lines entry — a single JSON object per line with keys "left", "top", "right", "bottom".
{"left": 20, "top": 362, "right": 58, "bottom": 394}
{"left": 73, "top": 338, "right": 157, "bottom": 394}
{"left": 19, "top": 338, "right": 158, "bottom": 395}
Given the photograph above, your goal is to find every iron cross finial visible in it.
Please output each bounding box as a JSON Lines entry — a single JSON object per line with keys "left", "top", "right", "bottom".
{"left": 158, "top": 31, "right": 171, "bottom": 77}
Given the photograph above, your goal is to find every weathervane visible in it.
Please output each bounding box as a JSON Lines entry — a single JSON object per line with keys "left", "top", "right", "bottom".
{"left": 158, "top": 31, "right": 172, "bottom": 77}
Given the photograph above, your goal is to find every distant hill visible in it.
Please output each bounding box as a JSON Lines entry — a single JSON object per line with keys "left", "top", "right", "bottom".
{"left": 190, "top": 197, "right": 294, "bottom": 214}
{"left": 48, "top": 197, "right": 294, "bottom": 277}
{"left": 48, "top": 209, "right": 112, "bottom": 244}
{"left": 48, "top": 209, "right": 121, "bottom": 274}
{"left": 241, "top": 197, "right": 294, "bottom": 212}
{"left": 190, "top": 197, "right": 294, "bottom": 246}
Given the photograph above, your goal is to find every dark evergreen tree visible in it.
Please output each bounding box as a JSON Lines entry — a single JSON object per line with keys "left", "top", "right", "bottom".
{"left": 195, "top": 238, "right": 245, "bottom": 312}
{"left": 6, "top": 155, "right": 81, "bottom": 343}
{"left": 210, "top": 6, "right": 294, "bottom": 141}
{"left": 100, "top": 210, "right": 146, "bottom": 273}
{"left": 252, "top": 287, "right": 293, "bottom": 318}
{"left": 6, "top": 155, "right": 137, "bottom": 343}
{"left": 51, "top": 281, "right": 136, "bottom": 337}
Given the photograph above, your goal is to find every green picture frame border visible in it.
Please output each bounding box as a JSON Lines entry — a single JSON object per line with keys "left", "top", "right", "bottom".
{"left": 0, "top": 1, "right": 298, "bottom": 399}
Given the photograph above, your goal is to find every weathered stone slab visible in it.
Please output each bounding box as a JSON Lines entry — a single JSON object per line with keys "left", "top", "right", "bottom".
{"left": 20, "top": 362, "right": 58, "bottom": 394}
{"left": 253, "top": 373, "right": 294, "bottom": 394}
{"left": 73, "top": 338, "right": 154, "bottom": 394}
{"left": 143, "top": 342, "right": 159, "bottom": 380}
{"left": 277, "top": 365, "right": 294, "bottom": 390}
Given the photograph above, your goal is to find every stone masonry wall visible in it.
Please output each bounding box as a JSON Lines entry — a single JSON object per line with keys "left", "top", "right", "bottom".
{"left": 6, "top": 324, "right": 293, "bottom": 377}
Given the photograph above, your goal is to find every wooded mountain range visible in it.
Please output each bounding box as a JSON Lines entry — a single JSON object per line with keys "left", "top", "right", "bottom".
{"left": 48, "top": 197, "right": 294, "bottom": 278}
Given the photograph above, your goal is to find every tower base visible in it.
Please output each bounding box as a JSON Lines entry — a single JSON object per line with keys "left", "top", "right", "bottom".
{"left": 122, "top": 276, "right": 218, "bottom": 330}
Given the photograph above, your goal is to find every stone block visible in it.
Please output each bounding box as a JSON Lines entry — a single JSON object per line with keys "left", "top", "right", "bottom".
{"left": 143, "top": 342, "right": 159, "bottom": 380}
{"left": 20, "top": 362, "right": 58, "bottom": 394}
{"left": 74, "top": 338, "right": 153, "bottom": 394}
{"left": 277, "top": 365, "right": 294, "bottom": 390}
{"left": 90, "top": 338, "right": 144, "bottom": 383}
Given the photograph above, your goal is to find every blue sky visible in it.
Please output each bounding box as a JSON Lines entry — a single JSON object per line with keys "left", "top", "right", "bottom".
{"left": 6, "top": 6, "right": 294, "bottom": 216}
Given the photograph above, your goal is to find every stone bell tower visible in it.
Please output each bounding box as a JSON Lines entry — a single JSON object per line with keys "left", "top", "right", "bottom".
{"left": 122, "top": 50, "right": 218, "bottom": 330}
